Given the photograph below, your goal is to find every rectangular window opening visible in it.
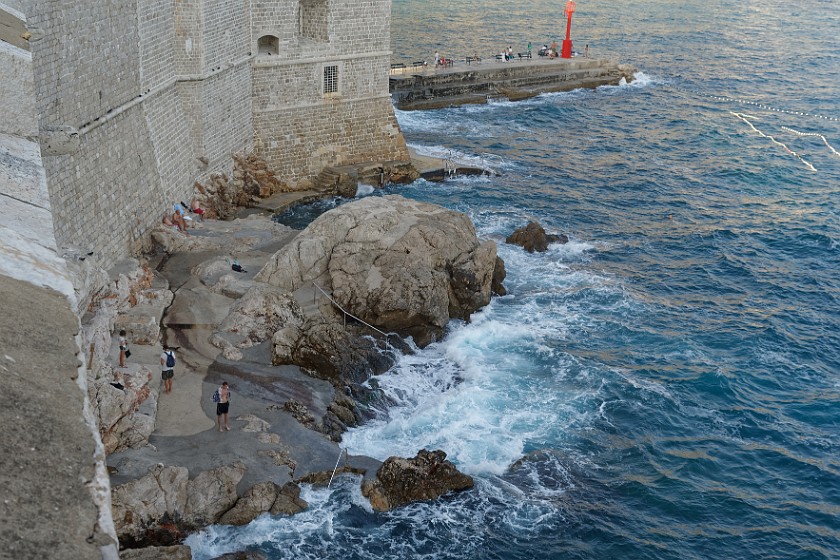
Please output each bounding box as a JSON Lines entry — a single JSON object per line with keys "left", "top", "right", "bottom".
{"left": 323, "top": 65, "right": 339, "bottom": 95}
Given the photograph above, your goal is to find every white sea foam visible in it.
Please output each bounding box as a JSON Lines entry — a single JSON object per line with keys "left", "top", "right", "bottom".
{"left": 355, "top": 183, "right": 375, "bottom": 197}
{"left": 341, "top": 236, "right": 631, "bottom": 479}
{"left": 406, "top": 142, "right": 519, "bottom": 174}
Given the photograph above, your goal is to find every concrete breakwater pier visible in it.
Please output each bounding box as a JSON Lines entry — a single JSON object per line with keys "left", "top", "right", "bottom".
{"left": 390, "top": 57, "right": 636, "bottom": 110}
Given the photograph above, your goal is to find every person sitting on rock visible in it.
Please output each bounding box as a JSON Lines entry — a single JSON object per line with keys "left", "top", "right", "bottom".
{"left": 190, "top": 198, "right": 205, "bottom": 222}
{"left": 171, "top": 208, "right": 189, "bottom": 235}
{"left": 162, "top": 212, "right": 176, "bottom": 229}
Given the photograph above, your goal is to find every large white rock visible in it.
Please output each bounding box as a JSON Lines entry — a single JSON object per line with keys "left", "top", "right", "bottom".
{"left": 257, "top": 195, "right": 498, "bottom": 346}
{"left": 216, "top": 285, "right": 305, "bottom": 348}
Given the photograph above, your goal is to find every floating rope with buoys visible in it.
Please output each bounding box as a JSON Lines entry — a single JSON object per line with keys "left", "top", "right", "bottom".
{"left": 730, "top": 112, "right": 816, "bottom": 172}
{"left": 664, "top": 84, "right": 838, "bottom": 171}
{"left": 780, "top": 127, "right": 840, "bottom": 158}
{"left": 668, "top": 85, "right": 840, "bottom": 123}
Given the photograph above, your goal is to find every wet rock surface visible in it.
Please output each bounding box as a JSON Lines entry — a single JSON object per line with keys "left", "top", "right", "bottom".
{"left": 505, "top": 221, "right": 568, "bottom": 253}
{"left": 361, "top": 449, "right": 475, "bottom": 512}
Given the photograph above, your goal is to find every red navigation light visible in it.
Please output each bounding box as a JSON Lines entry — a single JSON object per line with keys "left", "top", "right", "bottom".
{"left": 562, "top": 1, "right": 576, "bottom": 58}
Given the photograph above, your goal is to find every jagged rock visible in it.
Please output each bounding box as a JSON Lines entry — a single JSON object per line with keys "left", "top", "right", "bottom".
{"left": 269, "top": 482, "right": 308, "bottom": 516}
{"left": 93, "top": 365, "right": 156, "bottom": 454}
{"left": 384, "top": 161, "right": 421, "bottom": 184}
{"left": 184, "top": 462, "right": 247, "bottom": 526}
{"left": 111, "top": 465, "right": 189, "bottom": 544}
{"left": 219, "top": 481, "right": 280, "bottom": 526}
{"left": 222, "top": 345, "right": 244, "bottom": 361}
{"left": 618, "top": 64, "right": 638, "bottom": 82}
{"left": 272, "top": 318, "right": 393, "bottom": 383}
{"left": 257, "top": 432, "right": 281, "bottom": 445}
{"left": 211, "top": 552, "right": 268, "bottom": 560}
{"left": 257, "top": 449, "right": 296, "bottom": 474}
{"left": 257, "top": 195, "right": 502, "bottom": 347}
{"left": 505, "top": 221, "right": 568, "bottom": 253}
{"left": 194, "top": 258, "right": 255, "bottom": 298}
{"left": 215, "top": 285, "right": 304, "bottom": 349}
{"left": 492, "top": 256, "right": 507, "bottom": 296}
{"left": 237, "top": 414, "right": 270, "bottom": 432}
{"left": 283, "top": 400, "right": 317, "bottom": 430}
{"left": 327, "top": 393, "right": 361, "bottom": 427}
{"left": 361, "top": 449, "right": 474, "bottom": 512}
{"left": 121, "top": 545, "right": 193, "bottom": 560}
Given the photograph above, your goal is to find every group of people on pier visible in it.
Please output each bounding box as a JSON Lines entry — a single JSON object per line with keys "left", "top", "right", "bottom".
{"left": 430, "top": 40, "right": 589, "bottom": 69}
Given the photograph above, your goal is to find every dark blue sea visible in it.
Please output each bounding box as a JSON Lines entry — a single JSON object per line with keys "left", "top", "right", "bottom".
{"left": 188, "top": 1, "right": 840, "bottom": 558}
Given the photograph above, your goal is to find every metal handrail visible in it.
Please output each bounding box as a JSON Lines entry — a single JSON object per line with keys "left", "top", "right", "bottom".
{"left": 312, "top": 281, "right": 390, "bottom": 339}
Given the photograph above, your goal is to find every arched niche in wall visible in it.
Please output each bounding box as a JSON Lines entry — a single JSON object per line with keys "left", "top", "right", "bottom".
{"left": 299, "top": 0, "right": 328, "bottom": 42}
{"left": 257, "top": 35, "right": 280, "bottom": 56}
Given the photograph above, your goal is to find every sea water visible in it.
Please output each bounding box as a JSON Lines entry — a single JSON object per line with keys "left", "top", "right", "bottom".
{"left": 187, "top": 0, "right": 840, "bottom": 558}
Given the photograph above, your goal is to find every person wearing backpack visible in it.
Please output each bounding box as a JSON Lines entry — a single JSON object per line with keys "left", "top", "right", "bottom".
{"left": 160, "top": 345, "right": 177, "bottom": 393}
{"left": 213, "top": 381, "right": 231, "bottom": 432}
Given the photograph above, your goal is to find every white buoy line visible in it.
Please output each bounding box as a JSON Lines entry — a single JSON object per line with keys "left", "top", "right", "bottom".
{"left": 730, "top": 112, "right": 816, "bottom": 172}
{"left": 665, "top": 84, "right": 838, "bottom": 171}
{"left": 669, "top": 85, "right": 839, "bottom": 122}
{"left": 781, "top": 127, "right": 840, "bottom": 158}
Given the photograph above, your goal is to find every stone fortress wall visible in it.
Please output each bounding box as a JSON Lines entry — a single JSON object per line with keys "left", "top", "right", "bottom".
{"left": 0, "top": 2, "right": 407, "bottom": 557}
{"left": 2, "top": 0, "right": 408, "bottom": 276}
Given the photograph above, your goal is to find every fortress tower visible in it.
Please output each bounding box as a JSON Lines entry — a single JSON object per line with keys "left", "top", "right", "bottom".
{"left": 250, "top": 0, "right": 407, "bottom": 178}
{"left": 1, "top": 0, "right": 408, "bottom": 276}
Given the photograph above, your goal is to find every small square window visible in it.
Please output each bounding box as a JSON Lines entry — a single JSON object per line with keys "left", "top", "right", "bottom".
{"left": 323, "top": 65, "right": 338, "bottom": 95}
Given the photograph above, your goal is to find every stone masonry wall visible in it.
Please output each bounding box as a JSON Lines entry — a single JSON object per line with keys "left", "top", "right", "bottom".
{"left": 13, "top": 0, "right": 408, "bottom": 269}
{"left": 251, "top": 0, "right": 408, "bottom": 181}
{"left": 254, "top": 95, "right": 406, "bottom": 179}
{"left": 21, "top": 0, "right": 255, "bottom": 270}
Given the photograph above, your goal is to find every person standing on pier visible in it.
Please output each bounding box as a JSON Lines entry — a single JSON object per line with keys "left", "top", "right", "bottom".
{"left": 528, "top": 41, "right": 532, "bottom": 57}
{"left": 435, "top": 50, "right": 440, "bottom": 66}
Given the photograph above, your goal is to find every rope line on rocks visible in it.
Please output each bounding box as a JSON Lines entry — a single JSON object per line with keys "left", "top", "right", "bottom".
{"left": 328, "top": 448, "right": 346, "bottom": 487}
{"left": 312, "top": 281, "right": 391, "bottom": 339}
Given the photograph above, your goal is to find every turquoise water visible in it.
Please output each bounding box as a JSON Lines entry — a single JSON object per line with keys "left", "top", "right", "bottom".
{"left": 188, "top": 1, "right": 840, "bottom": 558}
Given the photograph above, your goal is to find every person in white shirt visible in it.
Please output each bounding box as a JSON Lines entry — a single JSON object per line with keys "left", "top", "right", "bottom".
{"left": 160, "top": 345, "right": 176, "bottom": 394}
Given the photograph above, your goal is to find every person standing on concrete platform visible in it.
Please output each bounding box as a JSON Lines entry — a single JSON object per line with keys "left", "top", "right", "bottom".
{"left": 528, "top": 41, "right": 532, "bottom": 57}
{"left": 160, "top": 345, "right": 176, "bottom": 394}
{"left": 434, "top": 50, "right": 440, "bottom": 66}
{"left": 585, "top": 44, "right": 589, "bottom": 58}
{"left": 214, "top": 381, "right": 231, "bottom": 431}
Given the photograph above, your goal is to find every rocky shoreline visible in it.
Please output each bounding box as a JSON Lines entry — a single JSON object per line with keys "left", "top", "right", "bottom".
{"left": 89, "top": 186, "right": 511, "bottom": 558}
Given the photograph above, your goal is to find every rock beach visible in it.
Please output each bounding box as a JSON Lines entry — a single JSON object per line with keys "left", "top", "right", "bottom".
{"left": 64, "top": 186, "right": 505, "bottom": 555}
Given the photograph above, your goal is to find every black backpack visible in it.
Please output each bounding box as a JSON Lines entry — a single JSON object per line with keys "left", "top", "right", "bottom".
{"left": 165, "top": 351, "right": 175, "bottom": 368}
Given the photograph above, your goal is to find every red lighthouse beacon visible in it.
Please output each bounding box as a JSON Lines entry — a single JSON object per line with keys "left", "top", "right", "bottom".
{"left": 562, "top": 0, "right": 576, "bottom": 58}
